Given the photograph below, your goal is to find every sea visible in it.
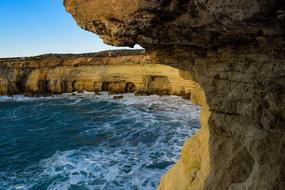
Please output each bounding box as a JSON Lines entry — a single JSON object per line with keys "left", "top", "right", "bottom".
{"left": 0, "top": 92, "right": 200, "bottom": 190}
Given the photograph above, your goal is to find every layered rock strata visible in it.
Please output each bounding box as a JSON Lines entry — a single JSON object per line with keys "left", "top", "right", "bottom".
{"left": 64, "top": 0, "right": 285, "bottom": 190}
{"left": 0, "top": 50, "right": 199, "bottom": 99}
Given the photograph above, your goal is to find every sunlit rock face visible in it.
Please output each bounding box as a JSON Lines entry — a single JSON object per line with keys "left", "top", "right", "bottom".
{"left": 64, "top": 1, "right": 285, "bottom": 190}
{"left": 0, "top": 50, "right": 199, "bottom": 99}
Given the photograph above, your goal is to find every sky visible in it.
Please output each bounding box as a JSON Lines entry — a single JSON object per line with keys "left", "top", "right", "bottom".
{"left": 0, "top": 0, "right": 139, "bottom": 58}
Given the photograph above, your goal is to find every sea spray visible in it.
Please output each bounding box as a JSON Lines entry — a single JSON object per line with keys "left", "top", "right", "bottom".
{"left": 0, "top": 93, "right": 200, "bottom": 190}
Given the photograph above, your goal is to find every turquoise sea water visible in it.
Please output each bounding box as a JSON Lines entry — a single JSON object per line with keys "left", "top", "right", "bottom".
{"left": 0, "top": 92, "right": 200, "bottom": 190}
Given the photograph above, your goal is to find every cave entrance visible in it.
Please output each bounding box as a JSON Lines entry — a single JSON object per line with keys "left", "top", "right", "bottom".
{"left": 15, "top": 72, "right": 30, "bottom": 94}
{"left": 101, "top": 82, "right": 110, "bottom": 91}
{"left": 38, "top": 80, "right": 51, "bottom": 95}
{"left": 125, "top": 82, "right": 136, "bottom": 93}
{"left": 146, "top": 76, "right": 172, "bottom": 95}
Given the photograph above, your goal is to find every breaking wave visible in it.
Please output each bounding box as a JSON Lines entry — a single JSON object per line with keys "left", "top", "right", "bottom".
{"left": 0, "top": 92, "right": 200, "bottom": 190}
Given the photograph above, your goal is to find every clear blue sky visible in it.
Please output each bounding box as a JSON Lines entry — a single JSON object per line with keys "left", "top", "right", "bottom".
{"left": 0, "top": 0, "right": 139, "bottom": 58}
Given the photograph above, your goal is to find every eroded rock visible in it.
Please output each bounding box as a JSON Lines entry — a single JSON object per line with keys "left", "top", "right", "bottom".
{"left": 0, "top": 50, "right": 198, "bottom": 98}
{"left": 64, "top": 0, "right": 284, "bottom": 50}
{"left": 64, "top": 0, "right": 285, "bottom": 190}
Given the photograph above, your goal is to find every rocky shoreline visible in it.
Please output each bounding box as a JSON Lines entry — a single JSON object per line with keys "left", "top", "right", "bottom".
{"left": 64, "top": 1, "right": 285, "bottom": 190}
{"left": 0, "top": 50, "right": 200, "bottom": 101}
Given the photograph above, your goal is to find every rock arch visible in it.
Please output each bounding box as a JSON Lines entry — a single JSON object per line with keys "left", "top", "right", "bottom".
{"left": 64, "top": 1, "right": 285, "bottom": 189}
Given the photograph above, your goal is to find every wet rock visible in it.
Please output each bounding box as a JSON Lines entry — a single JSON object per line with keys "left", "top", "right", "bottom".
{"left": 113, "top": 95, "right": 124, "bottom": 100}
{"left": 134, "top": 91, "right": 149, "bottom": 97}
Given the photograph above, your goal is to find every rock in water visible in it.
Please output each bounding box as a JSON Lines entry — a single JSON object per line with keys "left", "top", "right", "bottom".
{"left": 94, "top": 90, "right": 101, "bottom": 95}
{"left": 113, "top": 95, "right": 124, "bottom": 100}
{"left": 134, "top": 91, "right": 149, "bottom": 96}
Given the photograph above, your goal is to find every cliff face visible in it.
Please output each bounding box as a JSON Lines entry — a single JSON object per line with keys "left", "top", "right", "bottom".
{"left": 0, "top": 50, "right": 200, "bottom": 99}
{"left": 64, "top": 1, "right": 285, "bottom": 190}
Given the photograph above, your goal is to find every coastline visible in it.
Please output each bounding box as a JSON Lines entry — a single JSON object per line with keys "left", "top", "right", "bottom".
{"left": 0, "top": 50, "right": 199, "bottom": 101}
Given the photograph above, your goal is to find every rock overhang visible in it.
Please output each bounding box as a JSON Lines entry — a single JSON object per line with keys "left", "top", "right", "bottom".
{"left": 64, "top": 0, "right": 285, "bottom": 50}
{"left": 63, "top": 1, "right": 285, "bottom": 190}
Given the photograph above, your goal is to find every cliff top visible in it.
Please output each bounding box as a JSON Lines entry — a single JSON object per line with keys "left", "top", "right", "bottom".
{"left": 0, "top": 49, "right": 145, "bottom": 62}
{"left": 0, "top": 49, "right": 149, "bottom": 69}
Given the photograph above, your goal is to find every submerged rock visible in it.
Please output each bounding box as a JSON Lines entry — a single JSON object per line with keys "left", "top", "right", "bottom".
{"left": 146, "top": 161, "right": 175, "bottom": 170}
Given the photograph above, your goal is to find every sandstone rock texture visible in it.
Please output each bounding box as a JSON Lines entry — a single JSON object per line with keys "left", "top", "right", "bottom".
{"left": 64, "top": 0, "right": 285, "bottom": 190}
{"left": 0, "top": 50, "right": 199, "bottom": 98}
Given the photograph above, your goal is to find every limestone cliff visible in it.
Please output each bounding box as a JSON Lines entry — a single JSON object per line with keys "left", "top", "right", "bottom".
{"left": 64, "top": 1, "right": 285, "bottom": 190}
{"left": 0, "top": 50, "right": 199, "bottom": 99}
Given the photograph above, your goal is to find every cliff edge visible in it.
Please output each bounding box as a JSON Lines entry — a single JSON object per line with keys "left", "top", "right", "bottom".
{"left": 64, "top": 0, "right": 285, "bottom": 190}
{"left": 0, "top": 50, "right": 200, "bottom": 100}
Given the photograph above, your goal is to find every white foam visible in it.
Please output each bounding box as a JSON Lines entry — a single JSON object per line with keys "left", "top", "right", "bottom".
{"left": 0, "top": 92, "right": 200, "bottom": 190}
